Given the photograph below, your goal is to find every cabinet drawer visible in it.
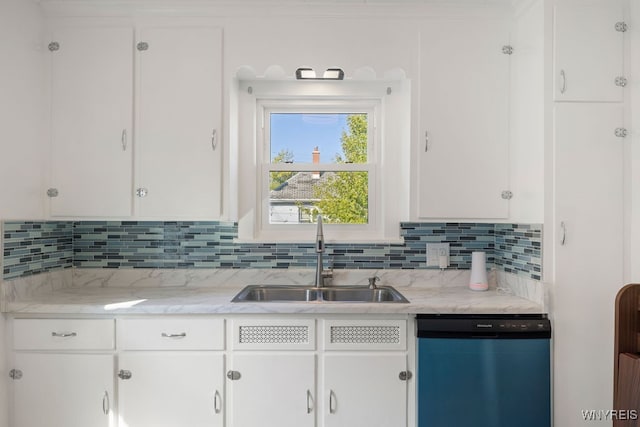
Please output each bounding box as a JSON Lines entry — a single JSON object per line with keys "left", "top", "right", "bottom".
{"left": 231, "top": 318, "right": 316, "bottom": 350}
{"left": 118, "top": 318, "right": 225, "bottom": 350}
{"left": 324, "top": 319, "right": 407, "bottom": 351}
{"left": 13, "top": 318, "right": 115, "bottom": 350}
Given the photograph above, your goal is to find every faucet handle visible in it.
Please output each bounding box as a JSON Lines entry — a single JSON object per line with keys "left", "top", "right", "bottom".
{"left": 368, "top": 276, "right": 380, "bottom": 289}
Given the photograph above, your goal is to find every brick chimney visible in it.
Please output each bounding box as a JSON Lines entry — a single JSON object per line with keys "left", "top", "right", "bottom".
{"left": 312, "top": 147, "right": 320, "bottom": 180}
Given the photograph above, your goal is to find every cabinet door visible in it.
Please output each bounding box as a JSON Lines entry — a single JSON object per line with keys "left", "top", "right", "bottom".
{"left": 136, "top": 26, "right": 223, "bottom": 218}
{"left": 12, "top": 353, "right": 114, "bottom": 427}
{"left": 118, "top": 352, "right": 224, "bottom": 427}
{"left": 418, "top": 19, "right": 510, "bottom": 219}
{"left": 553, "top": 103, "right": 624, "bottom": 423}
{"left": 228, "top": 353, "right": 315, "bottom": 427}
{"left": 49, "top": 26, "right": 133, "bottom": 217}
{"left": 554, "top": 2, "right": 625, "bottom": 102}
{"left": 323, "top": 353, "right": 407, "bottom": 427}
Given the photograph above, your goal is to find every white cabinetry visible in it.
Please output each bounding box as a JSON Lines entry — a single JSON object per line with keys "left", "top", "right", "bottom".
{"left": 48, "top": 26, "right": 133, "bottom": 217}
{"left": 11, "top": 319, "right": 115, "bottom": 427}
{"left": 135, "top": 26, "right": 223, "bottom": 218}
{"left": 228, "top": 318, "right": 316, "bottom": 427}
{"left": 322, "top": 319, "right": 408, "bottom": 427}
{"left": 229, "top": 353, "right": 316, "bottom": 427}
{"left": 47, "top": 24, "right": 223, "bottom": 219}
{"left": 553, "top": 2, "right": 626, "bottom": 102}
{"left": 116, "top": 318, "right": 225, "bottom": 427}
{"left": 552, "top": 103, "right": 625, "bottom": 423}
{"left": 417, "top": 18, "right": 510, "bottom": 219}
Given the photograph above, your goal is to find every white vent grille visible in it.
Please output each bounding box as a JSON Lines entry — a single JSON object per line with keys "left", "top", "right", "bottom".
{"left": 330, "top": 326, "right": 400, "bottom": 344}
{"left": 238, "top": 325, "right": 309, "bottom": 344}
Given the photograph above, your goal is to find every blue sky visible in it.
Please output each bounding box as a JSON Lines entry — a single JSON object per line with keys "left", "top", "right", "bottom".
{"left": 270, "top": 113, "right": 348, "bottom": 163}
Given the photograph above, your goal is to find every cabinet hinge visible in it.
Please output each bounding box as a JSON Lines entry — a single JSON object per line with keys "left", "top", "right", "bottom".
{"left": 227, "top": 370, "right": 241, "bottom": 381}
{"left": 615, "top": 76, "right": 628, "bottom": 87}
{"left": 615, "top": 128, "right": 628, "bottom": 138}
{"left": 615, "top": 22, "right": 628, "bottom": 32}
{"left": 118, "top": 370, "right": 132, "bottom": 380}
{"left": 48, "top": 42, "right": 59, "bottom": 52}
{"left": 399, "top": 371, "right": 412, "bottom": 381}
{"left": 136, "top": 41, "right": 149, "bottom": 51}
{"left": 502, "top": 45, "right": 513, "bottom": 55}
{"left": 9, "top": 369, "right": 23, "bottom": 380}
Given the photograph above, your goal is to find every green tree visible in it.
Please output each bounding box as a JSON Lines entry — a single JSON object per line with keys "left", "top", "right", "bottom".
{"left": 313, "top": 114, "right": 368, "bottom": 223}
{"left": 270, "top": 148, "right": 295, "bottom": 190}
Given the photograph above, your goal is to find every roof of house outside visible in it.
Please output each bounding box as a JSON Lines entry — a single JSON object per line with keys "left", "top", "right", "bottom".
{"left": 270, "top": 171, "right": 335, "bottom": 202}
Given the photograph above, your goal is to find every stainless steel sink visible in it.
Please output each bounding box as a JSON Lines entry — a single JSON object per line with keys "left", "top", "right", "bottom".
{"left": 231, "top": 285, "right": 409, "bottom": 303}
{"left": 320, "top": 287, "right": 409, "bottom": 303}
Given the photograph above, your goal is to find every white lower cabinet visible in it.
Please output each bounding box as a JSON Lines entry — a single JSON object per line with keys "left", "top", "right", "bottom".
{"left": 11, "top": 318, "right": 116, "bottom": 427}
{"left": 323, "top": 354, "right": 407, "bottom": 427}
{"left": 116, "top": 317, "right": 226, "bottom": 427}
{"left": 117, "top": 352, "right": 225, "bottom": 427}
{"left": 13, "top": 353, "right": 115, "bottom": 427}
{"left": 9, "top": 315, "right": 412, "bottom": 427}
{"left": 228, "top": 353, "right": 316, "bottom": 427}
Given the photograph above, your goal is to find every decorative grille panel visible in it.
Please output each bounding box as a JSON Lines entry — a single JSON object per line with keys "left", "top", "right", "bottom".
{"left": 238, "top": 325, "right": 309, "bottom": 344}
{"left": 330, "top": 325, "right": 400, "bottom": 344}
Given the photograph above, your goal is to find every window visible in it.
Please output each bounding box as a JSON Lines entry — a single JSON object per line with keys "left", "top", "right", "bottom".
{"left": 235, "top": 79, "right": 410, "bottom": 243}
{"left": 261, "top": 105, "right": 377, "bottom": 230}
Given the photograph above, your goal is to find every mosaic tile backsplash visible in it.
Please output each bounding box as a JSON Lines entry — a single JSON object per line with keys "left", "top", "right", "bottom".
{"left": 3, "top": 221, "right": 542, "bottom": 281}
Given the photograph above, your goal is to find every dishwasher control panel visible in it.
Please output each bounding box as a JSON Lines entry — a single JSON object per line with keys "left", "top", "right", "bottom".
{"left": 416, "top": 314, "right": 551, "bottom": 339}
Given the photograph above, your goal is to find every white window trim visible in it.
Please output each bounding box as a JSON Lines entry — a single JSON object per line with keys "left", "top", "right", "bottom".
{"left": 236, "top": 79, "right": 410, "bottom": 244}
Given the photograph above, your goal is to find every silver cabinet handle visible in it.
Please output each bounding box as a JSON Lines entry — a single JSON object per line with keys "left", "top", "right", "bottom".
{"left": 211, "top": 129, "right": 217, "bottom": 150}
{"left": 102, "top": 391, "right": 110, "bottom": 415}
{"left": 52, "top": 332, "right": 77, "bottom": 338}
{"left": 560, "top": 70, "right": 567, "bottom": 94}
{"left": 121, "top": 129, "right": 127, "bottom": 151}
{"left": 214, "top": 390, "right": 222, "bottom": 414}
{"left": 306, "top": 389, "right": 313, "bottom": 414}
{"left": 329, "top": 390, "right": 336, "bottom": 414}
{"left": 161, "top": 332, "right": 186, "bottom": 339}
{"left": 424, "top": 131, "right": 429, "bottom": 152}
{"left": 560, "top": 221, "right": 567, "bottom": 246}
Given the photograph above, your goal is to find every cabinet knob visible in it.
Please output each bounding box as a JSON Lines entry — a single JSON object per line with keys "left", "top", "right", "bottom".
{"left": 137, "top": 42, "right": 149, "bottom": 51}
{"left": 615, "top": 76, "right": 628, "bottom": 87}
{"left": 136, "top": 188, "right": 148, "bottom": 198}
{"left": 47, "top": 188, "right": 59, "bottom": 198}
{"left": 501, "top": 190, "right": 513, "bottom": 200}
{"left": 615, "top": 22, "right": 628, "bottom": 33}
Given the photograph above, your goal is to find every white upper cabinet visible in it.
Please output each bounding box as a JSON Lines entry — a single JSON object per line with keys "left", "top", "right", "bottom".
{"left": 47, "top": 23, "right": 223, "bottom": 219}
{"left": 49, "top": 26, "right": 134, "bottom": 217}
{"left": 418, "top": 18, "right": 510, "bottom": 219}
{"left": 135, "top": 26, "right": 223, "bottom": 218}
{"left": 554, "top": 2, "right": 626, "bottom": 102}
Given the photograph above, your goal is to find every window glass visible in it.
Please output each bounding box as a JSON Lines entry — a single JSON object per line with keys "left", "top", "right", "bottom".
{"left": 268, "top": 112, "right": 370, "bottom": 225}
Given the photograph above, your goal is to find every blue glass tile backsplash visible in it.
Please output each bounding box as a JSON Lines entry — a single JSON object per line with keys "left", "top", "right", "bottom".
{"left": 3, "top": 221, "right": 542, "bottom": 281}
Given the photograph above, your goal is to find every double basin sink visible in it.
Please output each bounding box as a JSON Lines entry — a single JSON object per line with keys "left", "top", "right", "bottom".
{"left": 231, "top": 285, "right": 409, "bottom": 303}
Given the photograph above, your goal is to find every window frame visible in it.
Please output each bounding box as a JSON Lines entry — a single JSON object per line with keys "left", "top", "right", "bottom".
{"left": 235, "top": 79, "right": 409, "bottom": 244}
{"left": 258, "top": 100, "right": 380, "bottom": 238}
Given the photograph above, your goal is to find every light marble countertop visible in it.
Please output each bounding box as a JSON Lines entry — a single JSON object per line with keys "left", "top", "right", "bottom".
{"left": 5, "top": 284, "right": 543, "bottom": 315}
{"left": 2, "top": 268, "right": 546, "bottom": 315}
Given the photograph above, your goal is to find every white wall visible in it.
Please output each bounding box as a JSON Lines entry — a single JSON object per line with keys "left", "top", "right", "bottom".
{"left": 0, "top": 0, "right": 46, "bottom": 221}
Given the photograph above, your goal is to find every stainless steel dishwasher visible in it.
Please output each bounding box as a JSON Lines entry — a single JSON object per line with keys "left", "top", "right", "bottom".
{"left": 417, "top": 314, "right": 551, "bottom": 427}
